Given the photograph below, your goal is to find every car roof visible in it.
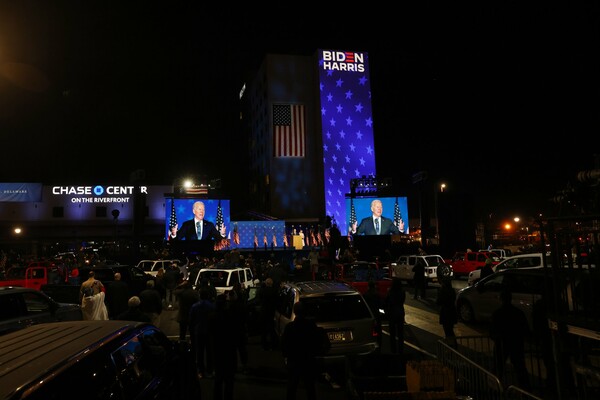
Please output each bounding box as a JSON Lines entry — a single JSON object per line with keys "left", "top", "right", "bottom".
{"left": 288, "top": 280, "right": 359, "bottom": 296}
{"left": 0, "top": 320, "right": 151, "bottom": 400}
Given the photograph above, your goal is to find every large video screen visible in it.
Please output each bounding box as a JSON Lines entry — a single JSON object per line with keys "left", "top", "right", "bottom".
{"left": 164, "top": 198, "right": 230, "bottom": 241}
{"left": 345, "top": 196, "right": 409, "bottom": 236}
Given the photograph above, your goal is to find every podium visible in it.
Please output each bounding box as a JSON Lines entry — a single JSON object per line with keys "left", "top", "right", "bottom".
{"left": 292, "top": 235, "right": 304, "bottom": 250}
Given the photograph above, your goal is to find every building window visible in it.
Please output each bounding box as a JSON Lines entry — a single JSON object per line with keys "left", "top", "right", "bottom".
{"left": 52, "top": 207, "right": 64, "bottom": 218}
{"left": 96, "top": 207, "right": 107, "bottom": 218}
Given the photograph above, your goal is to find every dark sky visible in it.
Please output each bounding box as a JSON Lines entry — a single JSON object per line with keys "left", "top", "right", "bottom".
{"left": 1, "top": 2, "right": 598, "bottom": 219}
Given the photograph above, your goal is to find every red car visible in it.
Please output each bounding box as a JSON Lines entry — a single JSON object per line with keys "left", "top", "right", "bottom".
{"left": 334, "top": 261, "right": 392, "bottom": 297}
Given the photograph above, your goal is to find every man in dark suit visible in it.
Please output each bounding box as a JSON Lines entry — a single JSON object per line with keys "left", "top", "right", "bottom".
{"left": 351, "top": 199, "right": 400, "bottom": 236}
{"left": 169, "top": 201, "right": 225, "bottom": 240}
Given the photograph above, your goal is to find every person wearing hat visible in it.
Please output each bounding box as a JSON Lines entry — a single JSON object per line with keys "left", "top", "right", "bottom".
{"left": 480, "top": 258, "right": 495, "bottom": 280}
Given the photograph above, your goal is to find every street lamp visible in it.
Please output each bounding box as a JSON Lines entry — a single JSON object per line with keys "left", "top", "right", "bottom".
{"left": 440, "top": 183, "right": 446, "bottom": 192}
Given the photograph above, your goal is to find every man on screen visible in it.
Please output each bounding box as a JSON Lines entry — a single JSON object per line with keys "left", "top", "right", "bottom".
{"left": 169, "top": 201, "right": 226, "bottom": 240}
{"left": 351, "top": 199, "right": 401, "bottom": 236}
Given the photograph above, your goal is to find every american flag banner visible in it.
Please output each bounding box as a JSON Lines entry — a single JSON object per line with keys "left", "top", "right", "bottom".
{"left": 394, "top": 197, "right": 405, "bottom": 233}
{"left": 263, "top": 231, "right": 268, "bottom": 246}
{"left": 169, "top": 199, "right": 178, "bottom": 229}
{"left": 273, "top": 104, "right": 305, "bottom": 157}
{"left": 215, "top": 200, "right": 224, "bottom": 234}
{"left": 254, "top": 229, "right": 258, "bottom": 249}
{"left": 348, "top": 199, "right": 357, "bottom": 237}
{"left": 233, "top": 223, "right": 240, "bottom": 245}
{"left": 317, "top": 231, "right": 323, "bottom": 247}
{"left": 272, "top": 229, "right": 277, "bottom": 247}
{"left": 310, "top": 230, "right": 317, "bottom": 247}
{"left": 283, "top": 232, "right": 289, "bottom": 248}
{"left": 324, "top": 228, "right": 331, "bottom": 244}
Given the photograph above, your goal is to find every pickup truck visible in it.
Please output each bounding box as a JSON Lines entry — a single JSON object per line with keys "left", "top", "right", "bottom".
{"left": 0, "top": 266, "right": 61, "bottom": 291}
{"left": 445, "top": 251, "right": 501, "bottom": 277}
{"left": 390, "top": 255, "right": 452, "bottom": 286}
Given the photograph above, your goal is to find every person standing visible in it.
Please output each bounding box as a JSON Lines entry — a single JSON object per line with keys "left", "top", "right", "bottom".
{"left": 436, "top": 278, "right": 458, "bottom": 346}
{"left": 163, "top": 263, "right": 181, "bottom": 309}
{"left": 411, "top": 258, "right": 426, "bottom": 300}
{"left": 480, "top": 258, "right": 494, "bottom": 281}
{"left": 138, "top": 279, "right": 163, "bottom": 326}
{"left": 169, "top": 200, "right": 226, "bottom": 240}
{"left": 258, "top": 277, "right": 279, "bottom": 350}
{"left": 116, "top": 296, "right": 152, "bottom": 323}
{"left": 189, "top": 286, "right": 217, "bottom": 379}
{"left": 281, "top": 301, "right": 329, "bottom": 400}
{"left": 174, "top": 280, "right": 200, "bottom": 342}
{"left": 351, "top": 199, "right": 401, "bottom": 236}
{"left": 385, "top": 278, "right": 406, "bottom": 354}
{"left": 104, "top": 272, "right": 130, "bottom": 319}
{"left": 79, "top": 271, "right": 109, "bottom": 321}
{"left": 489, "top": 289, "right": 531, "bottom": 389}
{"left": 210, "top": 293, "right": 238, "bottom": 400}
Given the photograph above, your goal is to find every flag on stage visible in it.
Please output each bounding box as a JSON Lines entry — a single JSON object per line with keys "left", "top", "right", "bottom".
{"left": 169, "top": 199, "right": 177, "bottom": 229}
{"left": 273, "top": 104, "right": 305, "bottom": 157}
{"left": 233, "top": 223, "right": 240, "bottom": 245}
{"left": 272, "top": 230, "right": 277, "bottom": 247}
{"left": 215, "top": 200, "right": 224, "bottom": 234}
{"left": 254, "top": 229, "right": 258, "bottom": 249}
{"left": 283, "top": 232, "right": 289, "bottom": 248}
{"left": 394, "top": 197, "right": 405, "bottom": 233}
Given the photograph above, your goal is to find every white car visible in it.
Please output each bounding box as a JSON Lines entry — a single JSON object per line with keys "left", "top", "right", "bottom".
{"left": 467, "top": 253, "right": 543, "bottom": 286}
{"left": 191, "top": 266, "right": 259, "bottom": 295}
{"left": 136, "top": 259, "right": 181, "bottom": 277}
{"left": 390, "top": 254, "right": 453, "bottom": 285}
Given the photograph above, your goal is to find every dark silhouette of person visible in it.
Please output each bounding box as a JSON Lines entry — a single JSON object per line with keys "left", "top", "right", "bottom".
{"left": 363, "top": 279, "right": 384, "bottom": 350}
{"left": 480, "top": 258, "right": 494, "bottom": 281}
{"left": 210, "top": 293, "right": 238, "bottom": 400}
{"left": 281, "top": 301, "right": 329, "bottom": 400}
{"left": 229, "top": 282, "right": 249, "bottom": 373}
{"left": 169, "top": 200, "right": 225, "bottom": 240}
{"left": 351, "top": 199, "right": 401, "bottom": 235}
{"left": 385, "top": 278, "right": 406, "bottom": 354}
{"left": 116, "top": 296, "right": 152, "bottom": 323}
{"left": 258, "top": 277, "right": 279, "bottom": 350}
{"left": 189, "top": 286, "right": 216, "bottom": 379}
{"left": 104, "top": 272, "right": 130, "bottom": 319}
{"left": 138, "top": 279, "right": 163, "bottom": 326}
{"left": 411, "top": 258, "right": 427, "bottom": 299}
{"left": 174, "top": 280, "right": 199, "bottom": 341}
{"left": 490, "top": 289, "right": 531, "bottom": 389}
{"left": 163, "top": 263, "right": 182, "bottom": 308}
{"left": 436, "top": 278, "right": 458, "bottom": 346}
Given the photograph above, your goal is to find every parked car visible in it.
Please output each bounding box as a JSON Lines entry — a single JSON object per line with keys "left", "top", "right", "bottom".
{"left": 191, "top": 266, "right": 259, "bottom": 295}
{"left": 136, "top": 259, "right": 182, "bottom": 277}
{"left": 467, "top": 253, "right": 544, "bottom": 286}
{"left": 334, "top": 261, "right": 393, "bottom": 297}
{"left": 446, "top": 250, "right": 501, "bottom": 277}
{"left": 390, "top": 255, "right": 453, "bottom": 285}
{"left": 456, "top": 267, "right": 546, "bottom": 329}
{"left": 0, "top": 286, "right": 83, "bottom": 336}
{"left": 0, "top": 320, "right": 200, "bottom": 400}
{"left": 274, "top": 280, "right": 378, "bottom": 357}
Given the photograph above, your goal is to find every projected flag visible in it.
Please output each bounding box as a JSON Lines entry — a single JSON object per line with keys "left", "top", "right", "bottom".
{"left": 169, "top": 200, "right": 177, "bottom": 228}
{"left": 273, "top": 104, "right": 305, "bottom": 157}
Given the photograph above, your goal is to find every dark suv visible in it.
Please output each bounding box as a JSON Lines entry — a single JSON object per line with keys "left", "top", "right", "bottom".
{"left": 274, "top": 281, "right": 378, "bottom": 357}
{"left": 0, "top": 286, "right": 82, "bottom": 336}
{"left": 0, "top": 320, "right": 199, "bottom": 400}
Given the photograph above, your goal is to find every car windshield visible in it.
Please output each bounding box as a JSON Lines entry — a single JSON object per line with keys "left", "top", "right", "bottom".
{"left": 423, "top": 256, "right": 443, "bottom": 266}
{"left": 199, "top": 270, "right": 229, "bottom": 287}
{"left": 300, "top": 295, "right": 371, "bottom": 322}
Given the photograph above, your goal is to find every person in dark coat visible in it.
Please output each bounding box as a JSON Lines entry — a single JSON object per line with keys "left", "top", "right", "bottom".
{"left": 138, "top": 279, "right": 163, "bottom": 326}
{"left": 104, "top": 272, "right": 130, "bottom": 319}
{"left": 411, "top": 258, "right": 426, "bottom": 299}
{"left": 490, "top": 289, "right": 531, "bottom": 389}
{"left": 116, "top": 296, "right": 152, "bottom": 323}
{"left": 385, "top": 278, "right": 406, "bottom": 354}
{"left": 163, "top": 263, "right": 182, "bottom": 309}
{"left": 174, "top": 280, "right": 200, "bottom": 341}
{"left": 210, "top": 293, "right": 239, "bottom": 400}
{"left": 189, "top": 286, "right": 217, "bottom": 379}
{"left": 436, "top": 278, "right": 458, "bottom": 346}
{"left": 257, "top": 277, "right": 279, "bottom": 350}
{"left": 480, "top": 258, "right": 494, "bottom": 281}
{"left": 281, "top": 301, "right": 329, "bottom": 400}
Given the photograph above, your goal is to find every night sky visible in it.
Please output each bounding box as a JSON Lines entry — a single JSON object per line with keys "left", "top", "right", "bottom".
{"left": 1, "top": 2, "right": 598, "bottom": 220}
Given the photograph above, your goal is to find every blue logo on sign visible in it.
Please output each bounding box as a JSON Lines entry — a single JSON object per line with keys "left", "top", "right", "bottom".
{"left": 93, "top": 186, "right": 104, "bottom": 196}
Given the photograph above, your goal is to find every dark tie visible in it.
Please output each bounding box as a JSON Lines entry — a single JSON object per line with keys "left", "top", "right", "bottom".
{"left": 375, "top": 218, "right": 380, "bottom": 234}
{"left": 196, "top": 221, "right": 202, "bottom": 239}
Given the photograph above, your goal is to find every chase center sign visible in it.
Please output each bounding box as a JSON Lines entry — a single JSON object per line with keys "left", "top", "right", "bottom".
{"left": 52, "top": 185, "right": 147, "bottom": 203}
